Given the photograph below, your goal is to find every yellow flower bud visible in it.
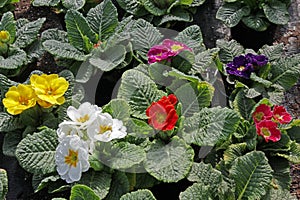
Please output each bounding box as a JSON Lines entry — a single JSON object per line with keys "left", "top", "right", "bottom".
{"left": 0, "top": 31, "right": 10, "bottom": 43}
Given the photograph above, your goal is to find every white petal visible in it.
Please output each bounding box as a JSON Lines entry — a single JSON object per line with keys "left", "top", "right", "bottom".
{"left": 68, "top": 163, "right": 82, "bottom": 182}
{"left": 56, "top": 164, "right": 69, "bottom": 176}
{"left": 67, "top": 106, "right": 81, "bottom": 122}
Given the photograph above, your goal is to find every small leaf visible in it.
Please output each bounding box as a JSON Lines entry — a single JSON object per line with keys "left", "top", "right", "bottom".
{"left": 70, "top": 184, "right": 100, "bottom": 200}
{"left": 216, "top": 39, "right": 244, "bottom": 63}
{"left": 242, "top": 14, "right": 270, "bottom": 32}
{"left": 143, "top": 0, "right": 166, "bottom": 16}
{"left": 0, "top": 47, "right": 26, "bottom": 70}
{"left": 262, "top": 1, "right": 289, "bottom": 25}
{"left": 62, "top": 0, "right": 85, "bottom": 10}
{"left": 120, "top": 189, "right": 156, "bottom": 200}
{"left": 216, "top": 3, "right": 250, "bottom": 27}
{"left": 144, "top": 136, "right": 194, "bottom": 183}
{"left": 258, "top": 43, "right": 283, "bottom": 61}
{"left": 102, "top": 99, "right": 131, "bottom": 122}
{"left": 15, "top": 128, "right": 58, "bottom": 175}
{"left": 0, "top": 112, "right": 23, "bottom": 132}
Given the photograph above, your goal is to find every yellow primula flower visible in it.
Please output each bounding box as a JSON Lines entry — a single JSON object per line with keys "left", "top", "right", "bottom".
{"left": 30, "top": 74, "right": 69, "bottom": 108}
{"left": 2, "top": 84, "right": 37, "bottom": 115}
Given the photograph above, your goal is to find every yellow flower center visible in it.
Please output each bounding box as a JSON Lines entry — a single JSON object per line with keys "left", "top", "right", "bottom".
{"left": 19, "top": 97, "right": 29, "bottom": 105}
{"left": 64, "top": 149, "right": 79, "bottom": 168}
{"left": 275, "top": 114, "right": 283, "bottom": 120}
{"left": 77, "top": 114, "right": 90, "bottom": 123}
{"left": 47, "top": 90, "right": 53, "bottom": 95}
{"left": 237, "top": 66, "right": 245, "bottom": 71}
{"left": 156, "top": 113, "right": 166, "bottom": 123}
{"left": 99, "top": 125, "right": 112, "bottom": 134}
{"left": 171, "top": 44, "right": 183, "bottom": 52}
{"left": 261, "top": 127, "right": 271, "bottom": 137}
{"left": 254, "top": 112, "right": 263, "bottom": 121}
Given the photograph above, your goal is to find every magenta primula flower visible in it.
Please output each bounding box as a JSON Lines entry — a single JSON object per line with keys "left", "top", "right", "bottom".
{"left": 256, "top": 120, "right": 281, "bottom": 142}
{"left": 252, "top": 104, "right": 273, "bottom": 123}
{"left": 273, "top": 105, "right": 293, "bottom": 124}
{"left": 162, "top": 39, "right": 192, "bottom": 57}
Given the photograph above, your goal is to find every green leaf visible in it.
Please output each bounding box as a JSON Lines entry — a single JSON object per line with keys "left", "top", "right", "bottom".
{"left": 43, "top": 40, "right": 88, "bottom": 61}
{"left": 115, "top": 0, "right": 143, "bottom": 15}
{"left": 89, "top": 45, "right": 126, "bottom": 71}
{"left": 62, "top": 0, "right": 85, "bottom": 10}
{"left": 144, "top": 136, "right": 194, "bottom": 183}
{"left": 232, "top": 89, "right": 256, "bottom": 120}
{"left": 277, "top": 141, "right": 300, "bottom": 164}
{"left": 258, "top": 43, "right": 284, "bottom": 61}
{"left": 192, "top": 48, "right": 219, "bottom": 74}
{"left": 2, "top": 130, "right": 23, "bottom": 156}
{"left": 216, "top": 39, "right": 244, "bottom": 63}
{"left": 287, "top": 126, "right": 300, "bottom": 143}
{"left": 230, "top": 151, "right": 273, "bottom": 200}
{"left": 32, "top": 174, "right": 60, "bottom": 193}
{"left": 19, "top": 105, "right": 41, "bottom": 126}
{"left": 32, "top": 0, "right": 60, "bottom": 6}
{"left": 70, "top": 184, "right": 100, "bottom": 200}
{"left": 242, "top": 14, "right": 270, "bottom": 32}
{"left": 157, "top": 10, "right": 192, "bottom": 26}
{"left": 268, "top": 156, "right": 291, "bottom": 190}
{"left": 126, "top": 118, "right": 155, "bottom": 138}
{"left": 263, "top": 188, "right": 297, "bottom": 200}
{"left": 120, "top": 189, "right": 156, "bottom": 200}
{"left": 134, "top": 173, "right": 160, "bottom": 189}
{"left": 117, "top": 69, "right": 165, "bottom": 119}
{"left": 187, "top": 162, "right": 223, "bottom": 197}
{"left": 179, "top": 183, "right": 212, "bottom": 200}
{"left": 14, "top": 18, "right": 45, "bottom": 48}
{"left": 0, "top": 0, "right": 9, "bottom": 7}
{"left": 86, "top": 0, "right": 118, "bottom": 41}
{"left": 74, "top": 61, "right": 94, "bottom": 83}
{"left": 0, "top": 11, "right": 16, "bottom": 44}
{"left": 262, "top": 1, "right": 289, "bottom": 25}
{"left": 105, "top": 171, "right": 130, "bottom": 200}
{"left": 65, "top": 10, "right": 97, "bottom": 52}
{"left": 0, "top": 112, "right": 23, "bottom": 132}
{"left": 78, "top": 171, "right": 112, "bottom": 199}
{"left": 103, "top": 99, "right": 131, "bottom": 122}
{"left": 183, "top": 107, "right": 240, "bottom": 146}
{"left": 0, "top": 47, "right": 26, "bottom": 70}
{"left": 41, "top": 28, "right": 68, "bottom": 43}
{"left": 216, "top": 3, "right": 250, "bottom": 27}
{"left": 174, "top": 81, "right": 214, "bottom": 117}
{"left": 174, "top": 25, "right": 204, "bottom": 54}
{"left": 171, "top": 50, "right": 195, "bottom": 73}
{"left": 15, "top": 128, "right": 58, "bottom": 175}
{"left": 130, "top": 19, "right": 163, "bottom": 59}
{"left": 0, "top": 169, "right": 8, "bottom": 200}
{"left": 143, "top": 0, "right": 167, "bottom": 16}
{"left": 223, "top": 143, "right": 247, "bottom": 166}
{"left": 95, "top": 142, "right": 146, "bottom": 170}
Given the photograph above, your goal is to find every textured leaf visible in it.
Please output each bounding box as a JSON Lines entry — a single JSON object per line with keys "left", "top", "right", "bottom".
{"left": 117, "top": 69, "right": 165, "bottom": 119}
{"left": 174, "top": 25, "right": 204, "bottom": 54}
{"left": 216, "top": 39, "right": 244, "bottom": 63}
{"left": 86, "top": 0, "right": 118, "bottom": 41}
{"left": 242, "top": 14, "right": 269, "bottom": 32}
{"left": 103, "top": 99, "right": 131, "bottom": 122}
{"left": 143, "top": 0, "right": 166, "bottom": 16}
{"left": 0, "top": 112, "right": 22, "bottom": 132}
{"left": 89, "top": 45, "right": 126, "bottom": 71}
{"left": 277, "top": 142, "right": 300, "bottom": 164}
{"left": 268, "top": 156, "right": 291, "bottom": 190}
{"left": 232, "top": 89, "right": 256, "bottom": 120}
{"left": 144, "top": 136, "right": 194, "bottom": 183}
{"left": 262, "top": 1, "right": 289, "bottom": 25}
{"left": 191, "top": 0, "right": 206, "bottom": 6}
{"left": 0, "top": 169, "right": 8, "bottom": 200}
{"left": 65, "top": 10, "right": 97, "bottom": 52}
{"left": 187, "top": 162, "right": 222, "bottom": 197}
{"left": 105, "top": 171, "right": 130, "bottom": 200}
{"left": 223, "top": 143, "right": 247, "bottom": 166}
{"left": 157, "top": 10, "right": 192, "bottom": 26}
{"left": 32, "top": 0, "right": 60, "bottom": 6}
{"left": 41, "top": 28, "right": 68, "bottom": 43}
{"left": 263, "top": 188, "right": 297, "bottom": 200}
{"left": 115, "top": 0, "right": 143, "bottom": 15}
{"left": 14, "top": 18, "right": 45, "bottom": 48}
{"left": 183, "top": 107, "right": 240, "bottom": 146}
{"left": 179, "top": 183, "right": 212, "bottom": 200}
{"left": 258, "top": 43, "right": 284, "bottom": 61}
{"left": 33, "top": 174, "right": 61, "bottom": 193}
{"left": 74, "top": 61, "right": 94, "bottom": 83}
{"left": 216, "top": 3, "right": 250, "bottom": 27}
{"left": 70, "top": 184, "right": 100, "bottom": 200}
{"left": 0, "top": 47, "right": 26, "bottom": 70}
{"left": 230, "top": 151, "right": 273, "bottom": 200}
{"left": 120, "top": 189, "right": 156, "bottom": 200}
{"left": 192, "top": 48, "right": 219, "bottom": 74}
{"left": 0, "top": 11, "right": 16, "bottom": 44}
{"left": 2, "top": 130, "right": 23, "bottom": 156}
{"left": 134, "top": 173, "right": 160, "bottom": 189}
{"left": 43, "top": 40, "right": 88, "bottom": 61}
{"left": 62, "top": 0, "right": 85, "bottom": 10}
{"left": 78, "top": 171, "right": 112, "bottom": 199}
{"left": 15, "top": 128, "right": 58, "bottom": 175}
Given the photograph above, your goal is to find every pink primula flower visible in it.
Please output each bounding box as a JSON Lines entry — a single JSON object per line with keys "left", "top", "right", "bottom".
{"left": 256, "top": 120, "right": 281, "bottom": 142}
{"left": 252, "top": 104, "right": 273, "bottom": 123}
{"left": 272, "top": 105, "right": 293, "bottom": 124}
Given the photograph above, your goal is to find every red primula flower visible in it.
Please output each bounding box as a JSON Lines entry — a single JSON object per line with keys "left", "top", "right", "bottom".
{"left": 272, "top": 105, "right": 293, "bottom": 124}
{"left": 256, "top": 120, "right": 281, "bottom": 142}
{"left": 252, "top": 104, "right": 273, "bottom": 123}
{"left": 146, "top": 94, "right": 178, "bottom": 131}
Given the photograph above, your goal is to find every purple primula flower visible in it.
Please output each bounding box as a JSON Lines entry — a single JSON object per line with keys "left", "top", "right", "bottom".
{"left": 226, "top": 55, "right": 254, "bottom": 79}
{"left": 246, "top": 53, "right": 268, "bottom": 66}
{"left": 162, "top": 39, "right": 192, "bottom": 56}
{"left": 147, "top": 45, "right": 172, "bottom": 64}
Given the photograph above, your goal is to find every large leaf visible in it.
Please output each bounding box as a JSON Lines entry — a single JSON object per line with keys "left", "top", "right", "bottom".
{"left": 102, "top": 99, "right": 131, "bottom": 122}
{"left": 192, "top": 48, "right": 219, "bottom": 74}
{"left": 117, "top": 69, "right": 165, "bottom": 119}
{"left": 268, "top": 156, "right": 291, "bottom": 190}
{"left": 277, "top": 141, "right": 300, "bottom": 164}
{"left": 143, "top": 0, "right": 167, "bottom": 16}
{"left": 0, "top": 11, "right": 16, "bottom": 44}
{"left": 89, "top": 45, "right": 126, "bottom": 71}
{"left": 242, "top": 14, "right": 269, "bottom": 32}
{"left": 32, "top": 0, "right": 60, "bottom": 6}
{"left": 70, "top": 184, "right": 100, "bottom": 200}
{"left": 41, "top": 28, "right": 68, "bottom": 43}
{"left": 0, "top": 169, "right": 8, "bottom": 200}
{"left": 179, "top": 183, "right": 212, "bottom": 200}
{"left": 15, "top": 128, "right": 58, "bottom": 175}
{"left": 14, "top": 18, "right": 46, "bottom": 48}
{"left": 62, "top": 0, "right": 85, "bottom": 10}
{"left": 120, "top": 189, "right": 156, "bottom": 200}
{"left": 258, "top": 43, "right": 284, "bottom": 61}
{"left": 182, "top": 107, "right": 240, "bottom": 146}
{"left": 223, "top": 143, "right": 247, "bottom": 166}
{"left": 86, "top": 0, "right": 118, "bottom": 41}
{"left": 216, "top": 3, "right": 250, "bottom": 27}
{"left": 263, "top": 188, "right": 297, "bottom": 200}
{"left": 262, "top": 1, "right": 289, "bottom": 25}
{"left": 105, "top": 171, "right": 130, "bottom": 200}
{"left": 232, "top": 89, "right": 256, "bottom": 120}
{"left": 78, "top": 171, "right": 112, "bottom": 199}
{"left": 43, "top": 40, "right": 88, "bottom": 61}
{"left": 115, "top": 0, "right": 143, "bottom": 15}
{"left": 229, "top": 151, "right": 273, "bottom": 200}
{"left": 216, "top": 39, "right": 244, "bottom": 63}
{"left": 157, "top": 9, "right": 192, "bottom": 26}
{"left": 65, "top": 10, "right": 97, "bottom": 52}
{"left": 144, "top": 136, "right": 194, "bottom": 183}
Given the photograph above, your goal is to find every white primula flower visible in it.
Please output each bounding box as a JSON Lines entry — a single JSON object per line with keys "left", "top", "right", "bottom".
{"left": 87, "top": 113, "right": 127, "bottom": 142}
{"left": 55, "top": 135, "right": 90, "bottom": 183}
{"left": 57, "top": 121, "right": 82, "bottom": 142}
{"left": 67, "top": 102, "right": 101, "bottom": 128}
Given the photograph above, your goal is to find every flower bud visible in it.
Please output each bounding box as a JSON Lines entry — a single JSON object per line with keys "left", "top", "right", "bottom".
{"left": 0, "top": 31, "right": 10, "bottom": 43}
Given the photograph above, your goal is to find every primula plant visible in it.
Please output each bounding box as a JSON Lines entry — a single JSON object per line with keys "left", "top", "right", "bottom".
{"left": 32, "top": 0, "right": 101, "bottom": 12}
{"left": 216, "top": 0, "right": 291, "bottom": 31}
